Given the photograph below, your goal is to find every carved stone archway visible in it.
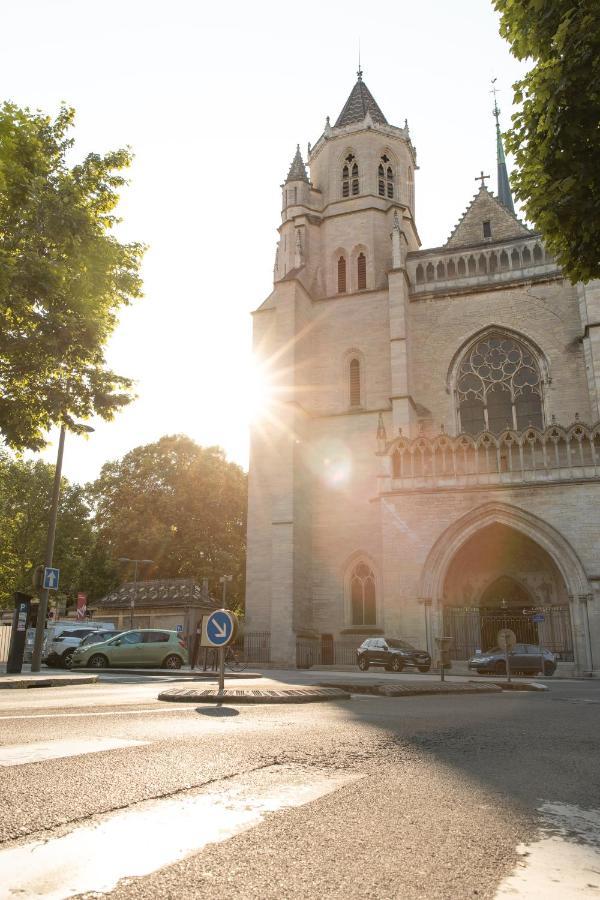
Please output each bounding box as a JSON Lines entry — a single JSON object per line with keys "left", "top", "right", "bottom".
{"left": 419, "top": 502, "right": 592, "bottom": 673}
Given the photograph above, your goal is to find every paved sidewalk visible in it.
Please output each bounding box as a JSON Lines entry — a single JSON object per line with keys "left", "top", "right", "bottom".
{"left": 0, "top": 671, "right": 98, "bottom": 689}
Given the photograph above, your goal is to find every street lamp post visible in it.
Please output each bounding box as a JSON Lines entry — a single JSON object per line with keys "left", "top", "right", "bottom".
{"left": 219, "top": 574, "right": 232, "bottom": 608}
{"left": 118, "top": 558, "right": 154, "bottom": 628}
{"left": 31, "top": 422, "right": 94, "bottom": 673}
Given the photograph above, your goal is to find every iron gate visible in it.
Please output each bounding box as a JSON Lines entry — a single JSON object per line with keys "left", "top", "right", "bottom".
{"left": 443, "top": 606, "right": 574, "bottom": 661}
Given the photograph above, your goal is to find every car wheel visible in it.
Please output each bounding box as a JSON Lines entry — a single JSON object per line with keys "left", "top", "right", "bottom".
{"left": 476, "top": 669, "right": 487, "bottom": 675}
{"left": 494, "top": 660, "right": 506, "bottom": 675}
{"left": 162, "top": 654, "right": 182, "bottom": 670}
{"left": 418, "top": 665, "right": 430, "bottom": 673}
{"left": 358, "top": 657, "right": 369, "bottom": 671}
{"left": 543, "top": 663, "right": 555, "bottom": 677}
{"left": 88, "top": 654, "right": 108, "bottom": 668}
{"left": 391, "top": 656, "right": 404, "bottom": 672}
{"left": 62, "top": 650, "right": 75, "bottom": 669}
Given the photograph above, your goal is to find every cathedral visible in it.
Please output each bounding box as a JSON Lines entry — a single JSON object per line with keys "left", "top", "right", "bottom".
{"left": 245, "top": 71, "right": 600, "bottom": 675}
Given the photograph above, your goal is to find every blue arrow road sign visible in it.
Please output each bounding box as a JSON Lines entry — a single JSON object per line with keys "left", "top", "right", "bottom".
{"left": 43, "top": 567, "right": 60, "bottom": 591}
{"left": 205, "top": 610, "right": 236, "bottom": 646}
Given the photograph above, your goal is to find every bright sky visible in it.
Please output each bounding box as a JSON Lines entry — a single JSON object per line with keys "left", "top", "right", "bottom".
{"left": 2, "top": 0, "right": 527, "bottom": 484}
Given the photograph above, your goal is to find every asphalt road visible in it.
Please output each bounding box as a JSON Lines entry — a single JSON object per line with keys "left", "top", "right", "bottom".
{"left": 0, "top": 673, "right": 599, "bottom": 899}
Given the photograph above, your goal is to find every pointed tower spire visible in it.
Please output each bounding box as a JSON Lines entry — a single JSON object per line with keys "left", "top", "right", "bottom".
{"left": 285, "top": 144, "right": 309, "bottom": 183}
{"left": 491, "top": 79, "right": 515, "bottom": 213}
{"left": 335, "top": 71, "right": 387, "bottom": 127}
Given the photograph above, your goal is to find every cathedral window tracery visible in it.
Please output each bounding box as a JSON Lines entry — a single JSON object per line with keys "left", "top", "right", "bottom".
{"left": 456, "top": 333, "right": 544, "bottom": 434}
{"left": 350, "top": 562, "right": 376, "bottom": 625}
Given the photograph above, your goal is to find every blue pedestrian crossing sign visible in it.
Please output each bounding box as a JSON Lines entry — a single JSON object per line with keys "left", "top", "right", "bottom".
{"left": 43, "top": 567, "right": 60, "bottom": 591}
{"left": 202, "top": 609, "right": 238, "bottom": 647}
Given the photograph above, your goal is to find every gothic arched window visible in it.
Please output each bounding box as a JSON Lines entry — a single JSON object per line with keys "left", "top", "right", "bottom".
{"left": 349, "top": 357, "right": 361, "bottom": 406}
{"left": 337, "top": 256, "right": 347, "bottom": 293}
{"left": 378, "top": 155, "right": 394, "bottom": 197}
{"left": 357, "top": 252, "right": 367, "bottom": 290}
{"left": 342, "top": 153, "right": 358, "bottom": 198}
{"left": 378, "top": 163, "right": 385, "bottom": 196}
{"left": 386, "top": 166, "right": 394, "bottom": 199}
{"left": 456, "top": 332, "right": 543, "bottom": 434}
{"left": 351, "top": 562, "right": 376, "bottom": 625}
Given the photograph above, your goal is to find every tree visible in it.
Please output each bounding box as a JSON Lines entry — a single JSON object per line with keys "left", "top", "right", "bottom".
{"left": 493, "top": 0, "right": 600, "bottom": 283}
{"left": 0, "top": 103, "right": 145, "bottom": 451}
{"left": 0, "top": 455, "right": 114, "bottom": 610}
{"left": 89, "top": 436, "right": 248, "bottom": 607}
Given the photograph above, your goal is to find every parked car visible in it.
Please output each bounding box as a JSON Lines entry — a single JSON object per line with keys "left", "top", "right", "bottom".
{"left": 78, "top": 630, "right": 122, "bottom": 649}
{"left": 42, "top": 622, "right": 116, "bottom": 669}
{"left": 70, "top": 629, "right": 188, "bottom": 670}
{"left": 468, "top": 644, "right": 556, "bottom": 676}
{"left": 357, "top": 637, "right": 431, "bottom": 672}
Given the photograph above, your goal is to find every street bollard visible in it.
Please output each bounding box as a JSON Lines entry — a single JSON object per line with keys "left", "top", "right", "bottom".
{"left": 435, "top": 636, "right": 452, "bottom": 683}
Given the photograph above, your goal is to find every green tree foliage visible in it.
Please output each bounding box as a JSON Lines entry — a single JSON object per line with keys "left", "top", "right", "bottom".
{"left": 493, "top": 1, "right": 600, "bottom": 283}
{"left": 0, "top": 103, "right": 145, "bottom": 451}
{"left": 0, "top": 455, "right": 115, "bottom": 610}
{"left": 89, "top": 436, "right": 248, "bottom": 608}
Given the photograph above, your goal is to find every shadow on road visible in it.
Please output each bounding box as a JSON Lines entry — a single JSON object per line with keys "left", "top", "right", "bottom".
{"left": 195, "top": 705, "right": 240, "bottom": 717}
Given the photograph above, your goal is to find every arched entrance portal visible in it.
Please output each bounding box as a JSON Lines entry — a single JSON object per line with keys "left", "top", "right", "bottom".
{"left": 441, "top": 522, "right": 574, "bottom": 660}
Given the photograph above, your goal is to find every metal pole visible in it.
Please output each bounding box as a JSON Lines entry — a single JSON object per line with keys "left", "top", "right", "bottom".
{"left": 31, "top": 424, "right": 66, "bottom": 672}
{"left": 218, "top": 646, "right": 225, "bottom": 694}
{"left": 505, "top": 645, "right": 511, "bottom": 684}
{"left": 222, "top": 578, "right": 227, "bottom": 608}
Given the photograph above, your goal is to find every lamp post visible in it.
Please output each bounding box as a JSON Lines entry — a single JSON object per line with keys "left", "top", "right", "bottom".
{"left": 31, "top": 422, "right": 95, "bottom": 672}
{"left": 117, "top": 558, "right": 155, "bottom": 628}
{"left": 219, "top": 574, "right": 232, "bottom": 608}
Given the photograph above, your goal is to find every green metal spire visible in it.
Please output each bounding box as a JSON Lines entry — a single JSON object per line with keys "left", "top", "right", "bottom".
{"left": 492, "top": 80, "right": 515, "bottom": 214}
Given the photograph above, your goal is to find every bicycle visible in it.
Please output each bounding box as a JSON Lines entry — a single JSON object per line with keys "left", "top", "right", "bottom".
{"left": 225, "top": 645, "right": 247, "bottom": 672}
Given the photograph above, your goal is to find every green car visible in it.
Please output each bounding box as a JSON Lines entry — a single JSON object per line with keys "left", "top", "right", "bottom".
{"left": 70, "top": 629, "right": 188, "bottom": 670}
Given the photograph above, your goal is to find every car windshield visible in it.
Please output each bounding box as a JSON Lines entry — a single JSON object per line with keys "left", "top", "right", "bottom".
{"left": 386, "top": 639, "right": 415, "bottom": 650}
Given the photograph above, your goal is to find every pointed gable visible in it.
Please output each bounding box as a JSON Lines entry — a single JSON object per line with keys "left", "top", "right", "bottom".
{"left": 445, "top": 186, "right": 531, "bottom": 248}
{"left": 335, "top": 74, "right": 388, "bottom": 127}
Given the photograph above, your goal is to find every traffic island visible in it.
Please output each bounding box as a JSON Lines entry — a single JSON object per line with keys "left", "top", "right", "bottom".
{"left": 158, "top": 686, "right": 351, "bottom": 704}
{"left": 318, "top": 681, "right": 503, "bottom": 697}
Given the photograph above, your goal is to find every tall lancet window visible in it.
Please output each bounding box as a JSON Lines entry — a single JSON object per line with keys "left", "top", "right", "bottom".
{"left": 386, "top": 166, "right": 394, "bottom": 199}
{"left": 456, "top": 332, "right": 544, "bottom": 434}
{"left": 357, "top": 252, "right": 367, "bottom": 290}
{"left": 342, "top": 165, "right": 350, "bottom": 198}
{"left": 337, "top": 256, "right": 347, "bottom": 293}
{"left": 351, "top": 562, "right": 376, "bottom": 625}
{"left": 378, "top": 163, "right": 385, "bottom": 196}
{"left": 351, "top": 162, "right": 359, "bottom": 196}
{"left": 349, "top": 357, "right": 361, "bottom": 406}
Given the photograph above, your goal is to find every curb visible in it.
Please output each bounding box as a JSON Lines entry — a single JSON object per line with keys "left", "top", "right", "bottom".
{"left": 158, "top": 686, "right": 351, "bottom": 704}
{"left": 74, "top": 668, "right": 262, "bottom": 679}
{"left": 318, "top": 681, "right": 503, "bottom": 697}
{"left": 0, "top": 675, "right": 98, "bottom": 690}
{"left": 478, "top": 680, "right": 548, "bottom": 692}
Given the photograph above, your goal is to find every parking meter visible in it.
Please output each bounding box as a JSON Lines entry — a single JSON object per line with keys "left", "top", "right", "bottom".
{"left": 435, "top": 636, "right": 452, "bottom": 682}
{"left": 6, "top": 592, "right": 33, "bottom": 674}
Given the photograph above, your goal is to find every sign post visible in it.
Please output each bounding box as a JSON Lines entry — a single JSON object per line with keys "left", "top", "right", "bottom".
{"left": 200, "top": 609, "right": 238, "bottom": 694}
{"left": 497, "top": 628, "right": 516, "bottom": 683}
{"left": 532, "top": 612, "right": 545, "bottom": 676}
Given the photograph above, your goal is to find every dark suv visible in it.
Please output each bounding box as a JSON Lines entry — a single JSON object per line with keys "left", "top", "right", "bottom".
{"left": 357, "top": 638, "right": 431, "bottom": 673}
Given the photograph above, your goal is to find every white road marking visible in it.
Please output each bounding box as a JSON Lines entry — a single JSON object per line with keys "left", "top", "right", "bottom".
{"left": 0, "top": 765, "right": 360, "bottom": 900}
{"left": 496, "top": 802, "right": 600, "bottom": 897}
{"left": 0, "top": 707, "right": 193, "bottom": 721}
{"left": 0, "top": 737, "right": 148, "bottom": 766}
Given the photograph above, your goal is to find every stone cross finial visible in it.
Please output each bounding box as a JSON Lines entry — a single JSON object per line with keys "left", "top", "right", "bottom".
{"left": 475, "top": 170, "right": 490, "bottom": 188}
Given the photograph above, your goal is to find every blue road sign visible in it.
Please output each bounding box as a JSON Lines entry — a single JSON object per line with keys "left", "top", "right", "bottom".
{"left": 176, "top": 624, "right": 183, "bottom": 633}
{"left": 532, "top": 613, "right": 545, "bottom": 623}
{"left": 205, "top": 609, "right": 236, "bottom": 647}
{"left": 43, "top": 567, "right": 60, "bottom": 591}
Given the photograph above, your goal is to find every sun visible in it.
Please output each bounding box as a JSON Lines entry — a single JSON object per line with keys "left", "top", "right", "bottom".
{"left": 242, "top": 358, "right": 275, "bottom": 424}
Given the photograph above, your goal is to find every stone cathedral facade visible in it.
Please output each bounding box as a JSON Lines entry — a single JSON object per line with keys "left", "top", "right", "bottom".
{"left": 245, "top": 72, "right": 600, "bottom": 675}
